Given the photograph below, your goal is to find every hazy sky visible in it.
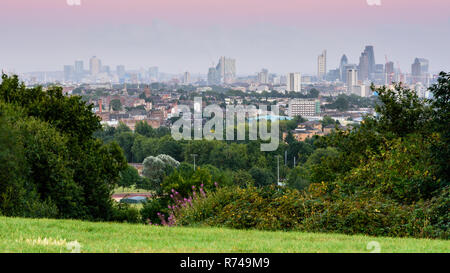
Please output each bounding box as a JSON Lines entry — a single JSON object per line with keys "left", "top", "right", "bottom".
{"left": 1, "top": 0, "right": 449, "bottom": 75}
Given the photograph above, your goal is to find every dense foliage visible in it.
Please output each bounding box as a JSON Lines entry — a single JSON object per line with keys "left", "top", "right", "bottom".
{"left": 0, "top": 74, "right": 127, "bottom": 220}
{"left": 143, "top": 72, "right": 449, "bottom": 239}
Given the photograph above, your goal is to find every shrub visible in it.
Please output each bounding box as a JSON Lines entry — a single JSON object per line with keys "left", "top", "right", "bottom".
{"left": 111, "top": 203, "right": 141, "bottom": 223}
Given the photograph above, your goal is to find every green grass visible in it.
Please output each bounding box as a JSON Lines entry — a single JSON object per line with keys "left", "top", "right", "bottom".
{"left": 113, "top": 186, "right": 151, "bottom": 194}
{"left": 0, "top": 217, "right": 448, "bottom": 253}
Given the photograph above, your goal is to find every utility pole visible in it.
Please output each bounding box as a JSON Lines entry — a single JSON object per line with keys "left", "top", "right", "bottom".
{"left": 275, "top": 155, "right": 281, "bottom": 185}
{"left": 293, "top": 157, "right": 296, "bottom": 168}
{"left": 191, "top": 154, "right": 198, "bottom": 170}
{"left": 285, "top": 151, "right": 287, "bottom": 166}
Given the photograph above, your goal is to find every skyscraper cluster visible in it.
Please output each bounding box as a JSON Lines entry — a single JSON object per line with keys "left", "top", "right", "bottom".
{"left": 208, "top": 56, "right": 236, "bottom": 85}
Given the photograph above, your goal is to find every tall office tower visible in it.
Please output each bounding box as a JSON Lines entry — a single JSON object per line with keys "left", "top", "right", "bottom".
{"left": 339, "top": 54, "right": 348, "bottom": 82}
{"left": 385, "top": 61, "right": 395, "bottom": 84}
{"left": 411, "top": 58, "right": 430, "bottom": 84}
{"left": 346, "top": 69, "right": 358, "bottom": 88}
{"left": 102, "top": 65, "right": 111, "bottom": 75}
{"left": 317, "top": 50, "right": 327, "bottom": 81}
{"left": 89, "top": 56, "right": 101, "bottom": 76}
{"left": 149, "top": 66, "right": 159, "bottom": 81}
{"left": 64, "top": 65, "right": 75, "bottom": 82}
{"left": 342, "top": 64, "right": 357, "bottom": 84}
{"left": 286, "top": 72, "right": 302, "bottom": 92}
{"left": 183, "top": 71, "right": 191, "bottom": 84}
{"left": 74, "top": 60, "right": 84, "bottom": 82}
{"left": 207, "top": 67, "right": 218, "bottom": 85}
{"left": 373, "top": 64, "right": 385, "bottom": 84}
{"left": 358, "top": 52, "right": 370, "bottom": 82}
{"left": 116, "top": 65, "right": 126, "bottom": 78}
{"left": 74, "top": 60, "right": 84, "bottom": 74}
{"left": 216, "top": 56, "right": 236, "bottom": 84}
{"left": 358, "top": 46, "right": 376, "bottom": 81}
{"left": 258, "top": 69, "right": 269, "bottom": 84}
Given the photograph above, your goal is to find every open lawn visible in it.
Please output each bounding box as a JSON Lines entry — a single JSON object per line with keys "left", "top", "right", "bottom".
{"left": 0, "top": 217, "right": 448, "bottom": 253}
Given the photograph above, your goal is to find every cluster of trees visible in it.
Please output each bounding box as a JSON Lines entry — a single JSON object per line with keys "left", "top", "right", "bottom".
{"left": 0, "top": 74, "right": 127, "bottom": 220}
{"left": 324, "top": 93, "right": 377, "bottom": 111}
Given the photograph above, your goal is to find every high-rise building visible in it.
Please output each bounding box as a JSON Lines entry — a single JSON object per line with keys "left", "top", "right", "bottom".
{"left": 358, "top": 46, "right": 376, "bottom": 81}
{"left": 411, "top": 58, "right": 430, "bottom": 84}
{"left": 358, "top": 52, "right": 369, "bottom": 82}
{"left": 286, "top": 72, "right": 302, "bottom": 92}
{"left": 346, "top": 69, "right": 358, "bottom": 87}
{"left": 339, "top": 54, "right": 348, "bottom": 82}
{"left": 208, "top": 67, "right": 218, "bottom": 85}
{"left": 64, "top": 65, "right": 75, "bottom": 82}
{"left": 373, "top": 64, "right": 385, "bottom": 84}
{"left": 149, "top": 66, "right": 159, "bottom": 81}
{"left": 317, "top": 50, "right": 327, "bottom": 81}
{"left": 183, "top": 71, "right": 191, "bottom": 84}
{"left": 89, "top": 56, "right": 101, "bottom": 76}
{"left": 116, "top": 65, "right": 126, "bottom": 78}
{"left": 74, "top": 60, "right": 84, "bottom": 74}
{"left": 385, "top": 61, "right": 395, "bottom": 85}
{"left": 216, "top": 56, "right": 236, "bottom": 84}
{"left": 342, "top": 64, "right": 357, "bottom": 84}
{"left": 258, "top": 69, "right": 269, "bottom": 84}
{"left": 102, "top": 65, "right": 110, "bottom": 75}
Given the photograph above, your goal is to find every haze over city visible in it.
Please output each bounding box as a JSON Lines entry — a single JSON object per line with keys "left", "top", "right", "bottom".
{"left": 1, "top": 0, "right": 450, "bottom": 74}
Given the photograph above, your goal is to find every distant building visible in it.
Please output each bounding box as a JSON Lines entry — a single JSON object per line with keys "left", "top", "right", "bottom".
{"left": 258, "top": 69, "right": 269, "bottom": 84}
{"left": 216, "top": 56, "right": 236, "bottom": 84}
{"left": 89, "top": 56, "right": 101, "bottom": 76}
{"left": 74, "top": 60, "right": 84, "bottom": 75}
{"left": 317, "top": 50, "right": 327, "bottom": 81}
{"left": 346, "top": 68, "right": 358, "bottom": 87}
{"left": 116, "top": 65, "right": 126, "bottom": 78}
{"left": 385, "top": 61, "right": 395, "bottom": 84}
{"left": 358, "top": 51, "right": 370, "bottom": 82}
{"left": 288, "top": 99, "right": 320, "bottom": 117}
{"left": 286, "top": 72, "right": 302, "bottom": 92}
{"left": 339, "top": 54, "right": 348, "bottom": 82}
{"left": 64, "top": 65, "right": 75, "bottom": 82}
{"left": 207, "top": 67, "right": 219, "bottom": 85}
{"left": 149, "top": 66, "right": 159, "bottom": 82}
{"left": 411, "top": 58, "right": 429, "bottom": 84}
{"left": 326, "top": 69, "right": 340, "bottom": 82}
{"left": 183, "top": 71, "right": 191, "bottom": 84}
{"left": 358, "top": 46, "right": 376, "bottom": 82}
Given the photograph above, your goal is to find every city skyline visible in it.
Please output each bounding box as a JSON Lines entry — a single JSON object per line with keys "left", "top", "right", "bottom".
{"left": 1, "top": 0, "right": 449, "bottom": 74}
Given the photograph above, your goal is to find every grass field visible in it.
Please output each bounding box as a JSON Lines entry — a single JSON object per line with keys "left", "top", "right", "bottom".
{"left": 113, "top": 186, "right": 151, "bottom": 194}
{"left": 0, "top": 217, "right": 448, "bottom": 253}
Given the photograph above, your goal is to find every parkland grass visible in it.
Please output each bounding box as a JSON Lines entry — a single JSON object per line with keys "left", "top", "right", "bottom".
{"left": 0, "top": 217, "right": 448, "bottom": 253}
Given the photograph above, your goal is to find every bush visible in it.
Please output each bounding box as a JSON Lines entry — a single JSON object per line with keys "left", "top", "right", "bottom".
{"left": 111, "top": 203, "right": 141, "bottom": 223}
{"left": 140, "top": 197, "right": 169, "bottom": 224}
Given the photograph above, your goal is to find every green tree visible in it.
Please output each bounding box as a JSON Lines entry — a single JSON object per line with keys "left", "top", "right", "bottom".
{"left": 135, "top": 121, "right": 155, "bottom": 137}
{"left": 287, "top": 166, "right": 310, "bottom": 191}
{"left": 118, "top": 165, "right": 141, "bottom": 190}
{"left": 0, "top": 74, "right": 127, "bottom": 220}
{"left": 116, "top": 132, "right": 135, "bottom": 162}
{"left": 110, "top": 99, "right": 122, "bottom": 111}
{"left": 373, "top": 83, "right": 431, "bottom": 137}
{"left": 249, "top": 167, "right": 275, "bottom": 187}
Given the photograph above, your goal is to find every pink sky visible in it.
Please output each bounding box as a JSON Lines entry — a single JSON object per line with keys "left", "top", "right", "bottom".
{"left": 2, "top": 0, "right": 450, "bottom": 26}
{"left": 1, "top": 0, "right": 449, "bottom": 73}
